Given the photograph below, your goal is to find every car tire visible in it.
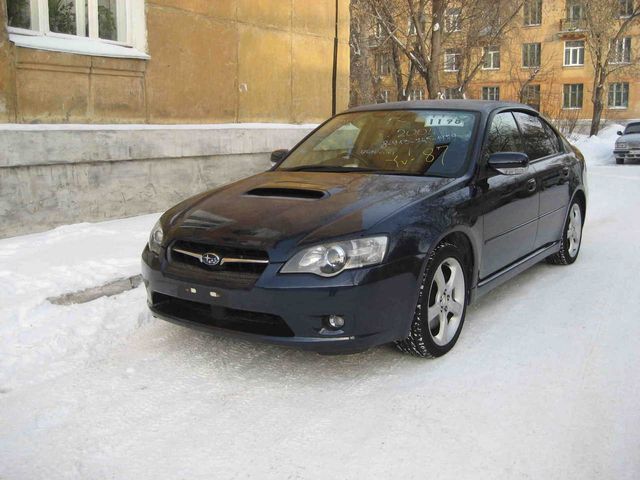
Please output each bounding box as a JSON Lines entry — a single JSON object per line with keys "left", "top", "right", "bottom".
{"left": 616, "top": 158, "right": 624, "bottom": 165}
{"left": 396, "top": 242, "right": 468, "bottom": 358}
{"left": 547, "top": 200, "right": 583, "bottom": 266}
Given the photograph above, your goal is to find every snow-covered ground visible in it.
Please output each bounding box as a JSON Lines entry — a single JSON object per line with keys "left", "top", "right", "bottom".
{"left": 1, "top": 132, "right": 639, "bottom": 479}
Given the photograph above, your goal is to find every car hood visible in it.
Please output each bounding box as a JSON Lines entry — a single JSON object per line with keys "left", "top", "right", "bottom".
{"left": 618, "top": 133, "right": 640, "bottom": 144}
{"left": 165, "top": 171, "right": 453, "bottom": 261}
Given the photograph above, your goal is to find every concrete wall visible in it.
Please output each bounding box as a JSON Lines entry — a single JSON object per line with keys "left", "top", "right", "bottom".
{"left": 0, "top": 125, "right": 314, "bottom": 238}
{"left": 2, "top": 0, "right": 350, "bottom": 124}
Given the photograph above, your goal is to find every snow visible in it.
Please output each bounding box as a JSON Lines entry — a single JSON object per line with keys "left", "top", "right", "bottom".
{"left": 571, "top": 123, "right": 624, "bottom": 166}
{"left": 1, "top": 131, "right": 640, "bottom": 479}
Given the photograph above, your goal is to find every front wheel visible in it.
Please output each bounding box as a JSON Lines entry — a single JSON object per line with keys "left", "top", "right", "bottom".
{"left": 616, "top": 158, "right": 624, "bottom": 165}
{"left": 396, "top": 243, "right": 468, "bottom": 358}
{"left": 547, "top": 201, "right": 583, "bottom": 265}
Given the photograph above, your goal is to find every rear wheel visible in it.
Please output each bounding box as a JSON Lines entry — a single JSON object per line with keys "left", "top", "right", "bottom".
{"left": 396, "top": 243, "right": 468, "bottom": 358}
{"left": 547, "top": 201, "right": 583, "bottom": 265}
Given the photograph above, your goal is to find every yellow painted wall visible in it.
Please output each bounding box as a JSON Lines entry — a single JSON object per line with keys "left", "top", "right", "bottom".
{"left": 0, "top": 0, "right": 16, "bottom": 122}
{"left": 1, "top": 0, "right": 350, "bottom": 124}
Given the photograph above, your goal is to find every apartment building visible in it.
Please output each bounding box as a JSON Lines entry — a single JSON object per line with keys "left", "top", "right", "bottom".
{"left": 364, "top": 0, "right": 639, "bottom": 123}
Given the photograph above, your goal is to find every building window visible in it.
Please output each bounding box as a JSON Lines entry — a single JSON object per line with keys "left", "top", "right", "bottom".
{"left": 566, "top": 1, "right": 585, "bottom": 20}
{"left": 443, "top": 87, "right": 463, "bottom": 99}
{"left": 379, "top": 90, "right": 391, "bottom": 103}
{"left": 619, "top": 0, "right": 634, "bottom": 17}
{"left": 376, "top": 53, "right": 392, "bottom": 76}
{"left": 7, "top": 0, "right": 128, "bottom": 43}
{"left": 563, "top": 84, "right": 584, "bottom": 109}
{"left": 564, "top": 40, "right": 585, "bottom": 66}
{"left": 374, "top": 20, "right": 384, "bottom": 38}
{"left": 483, "top": 45, "right": 501, "bottom": 69}
{"left": 445, "top": 8, "right": 462, "bottom": 32}
{"left": 444, "top": 49, "right": 461, "bottom": 72}
{"left": 524, "top": 0, "right": 543, "bottom": 26}
{"left": 407, "top": 88, "right": 425, "bottom": 101}
{"left": 609, "top": 82, "right": 629, "bottom": 108}
{"left": 482, "top": 86, "right": 500, "bottom": 101}
{"left": 523, "top": 43, "right": 541, "bottom": 68}
{"left": 611, "top": 37, "right": 632, "bottom": 64}
{"left": 522, "top": 84, "right": 541, "bottom": 110}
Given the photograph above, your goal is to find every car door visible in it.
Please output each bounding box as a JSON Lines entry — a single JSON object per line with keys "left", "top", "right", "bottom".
{"left": 477, "top": 111, "right": 539, "bottom": 278}
{"left": 512, "top": 112, "right": 571, "bottom": 249}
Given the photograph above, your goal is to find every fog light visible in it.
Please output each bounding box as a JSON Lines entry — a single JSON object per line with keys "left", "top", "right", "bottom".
{"left": 326, "top": 314, "right": 345, "bottom": 330}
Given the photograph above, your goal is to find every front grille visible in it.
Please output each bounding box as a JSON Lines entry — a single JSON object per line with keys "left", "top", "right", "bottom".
{"left": 152, "top": 293, "right": 294, "bottom": 337}
{"left": 165, "top": 240, "right": 269, "bottom": 289}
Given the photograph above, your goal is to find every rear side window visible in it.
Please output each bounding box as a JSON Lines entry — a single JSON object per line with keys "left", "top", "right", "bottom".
{"left": 513, "top": 112, "right": 559, "bottom": 160}
{"left": 486, "top": 112, "right": 522, "bottom": 155}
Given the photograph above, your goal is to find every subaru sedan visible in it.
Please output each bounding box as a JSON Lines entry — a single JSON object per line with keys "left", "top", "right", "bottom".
{"left": 141, "top": 100, "right": 587, "bottom": 358}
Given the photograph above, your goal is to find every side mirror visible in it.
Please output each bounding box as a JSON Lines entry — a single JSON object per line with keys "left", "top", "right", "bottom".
{"left": 270, "top": 149, "right": 288, "bottom": 167}
{"left": 488, "top": 152, "right": 530, "bottom": 175}
{"left": 617, "top": 131, "right": 624, "bottom": 136}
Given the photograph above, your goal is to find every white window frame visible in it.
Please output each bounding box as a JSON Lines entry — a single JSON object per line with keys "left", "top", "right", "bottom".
{"left": 482, "top": 86, "right": 500, "bottom": 101}
{"left": 563, "top": 83, "right": 584, "bottom": 109}
{"left": 608, "top": 82, "right": 629, "bottom": 109}
{"left": 564, "top": 40, "right": 585, "bottom": 66}
{"left": 7, "top": 0, "right": 147, "bottom": 59}
{"left": 445, "top": 8, "right": 462, "bottom": 33}
{"left": 444, "top": 49, "right": 461, "bottom": 72}
{"left": 567, "top": 2, "right": 584, "bottom": 21}
{"left": 483, "top": 45, "right": 500, "bottom": 70}
{"left": 611, "top": 37, "right": 632, "bottom": 64}
{"left": 522, "top": 84, "right": 541, "bottom": 109}
{"left": 407, "top": 88, "right": 424, "bottom": 101}
{"left": 522, "top": 43, "right": 541, "bottom": 68}
{"left": 443, "top": 87, "right": 462, "bottom": 99}
{"left": 619, "top": 0, "right": 633, "bottom": 18}
{"left": 376, "top": 53, "right": 392, "bottom": 76}
{"left": 524, "top": 0, "right": 543, "bottom": 26}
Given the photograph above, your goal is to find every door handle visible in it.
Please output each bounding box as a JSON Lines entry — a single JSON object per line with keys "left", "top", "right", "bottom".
{"left": 526, "top": 178, "right": 537, "bottom": 192}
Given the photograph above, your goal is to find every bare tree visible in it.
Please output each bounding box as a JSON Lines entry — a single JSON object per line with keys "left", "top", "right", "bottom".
{"left": 582, "top": 0, "right": 640, "bottom": 135}
{"left": 350, "top": 0, "right": 377, "bottom": 106}
{"left": 362, "top": 0, "right": 523, "bottom": 99}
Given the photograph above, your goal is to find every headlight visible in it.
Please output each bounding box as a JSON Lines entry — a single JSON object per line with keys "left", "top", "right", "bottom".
{"left": 281, "top": 236, "right": 388, "bottom": 277}
{"left": 617, "top": 142, "right": 628, "bottom": 149}
{"left": 148, "top": 220, "right": 164, "bottom": 255}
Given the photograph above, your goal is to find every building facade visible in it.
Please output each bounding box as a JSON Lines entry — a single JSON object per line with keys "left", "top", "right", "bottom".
{"left": 1, "top": 0, "right": 350, "bottom": 124}
{"left": 358, "top": 0, "right": 639, "bottom": 126}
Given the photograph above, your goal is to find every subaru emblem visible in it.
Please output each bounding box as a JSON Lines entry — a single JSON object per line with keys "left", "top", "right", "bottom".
{"left": 201, "top": 252, "right": 221, "bottom": 266}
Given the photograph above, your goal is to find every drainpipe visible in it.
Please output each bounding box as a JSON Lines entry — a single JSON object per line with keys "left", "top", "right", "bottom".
{"left": 332, "top": 0, "right": 339, "bottom": 116}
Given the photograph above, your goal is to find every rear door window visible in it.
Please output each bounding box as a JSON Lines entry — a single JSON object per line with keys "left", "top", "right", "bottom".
{"left": 513, "top": 112, "right": 558, "bottom": 160}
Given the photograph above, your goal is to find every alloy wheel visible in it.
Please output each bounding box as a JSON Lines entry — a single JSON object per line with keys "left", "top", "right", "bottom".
{"left": 567, "top": 203, "right": 582, "bottom": 258}
{"left": 426, "top": 257, "right": 466, "bottom": 346}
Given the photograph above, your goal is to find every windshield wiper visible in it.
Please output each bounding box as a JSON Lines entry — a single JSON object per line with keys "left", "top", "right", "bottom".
{"left": 283, "top": 165, "right": 379, "bottom": 173}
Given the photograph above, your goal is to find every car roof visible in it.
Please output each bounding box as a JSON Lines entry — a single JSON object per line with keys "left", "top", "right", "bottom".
{"left": 346, "top": 99, "right": 536, "bottom": 115}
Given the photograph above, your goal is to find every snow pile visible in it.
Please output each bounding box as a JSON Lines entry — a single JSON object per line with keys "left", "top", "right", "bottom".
{"left": 0, "top": 214, "right": 159, "bottom": 390}
{"left": 570, "top": 124, "right": 623, "bottom": 166}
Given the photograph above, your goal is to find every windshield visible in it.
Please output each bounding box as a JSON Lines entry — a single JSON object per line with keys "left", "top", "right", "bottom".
{"left": 625, "top": 124, "right": 640, "bottom": 135}
{"left": 278, "top": 110, "right": 478, "bottom": 177}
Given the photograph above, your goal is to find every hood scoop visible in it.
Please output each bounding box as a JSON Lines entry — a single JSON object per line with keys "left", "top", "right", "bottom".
{"left": 245, "top": 186, "right": 327, "bottom": 200}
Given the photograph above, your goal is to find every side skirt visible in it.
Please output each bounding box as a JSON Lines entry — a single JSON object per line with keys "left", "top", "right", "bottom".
{"left": 471, "top": 242, "right": 561, "bottom": 302}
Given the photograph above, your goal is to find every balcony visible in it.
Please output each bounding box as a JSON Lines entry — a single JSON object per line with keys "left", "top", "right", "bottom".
{"left": 558, "top": 18, "right": 587, "bottom": 39}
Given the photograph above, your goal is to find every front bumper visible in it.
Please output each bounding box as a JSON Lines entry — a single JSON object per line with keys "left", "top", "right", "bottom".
{"left": 614, "top": 149, "right": 640, "bottom": 161}
{"left": 141, "top": 247, "right": 424, "bottom": 354}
